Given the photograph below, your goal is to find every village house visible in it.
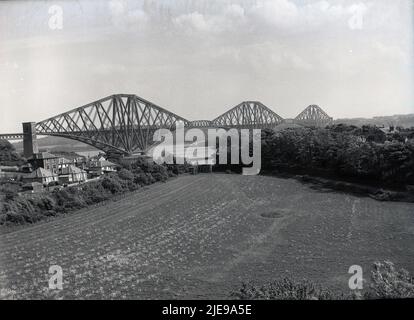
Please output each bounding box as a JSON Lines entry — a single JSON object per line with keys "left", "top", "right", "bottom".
{"left": 23, "top": 167, "right": 58, "bottom": 185}
{"left": 57, "top": 157, "right": 71, "bottom": 171}
{"left": 29, "top": 152, "right": 60, "bottom": 173}
{"left": 54, "top": 152, "right": 87, "bottom": 167}
{"left": 58, "top": 165, "right": 88, "bottom": 184}
{"left": 94, "top": 155, "right": 107, "bottom": 162}
{"left": 28, "top": 152, "right": 85, "bottom": 174}
{"left": 87, "top": 159, "right": 117, "bottom": 177}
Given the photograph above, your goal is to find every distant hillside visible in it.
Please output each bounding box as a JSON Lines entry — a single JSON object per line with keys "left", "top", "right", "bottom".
{"left": 334, "top": 114, "right": 414, "bottom": 128}
{"left": 12, "top": 136, "right": 98, "bottom": 153}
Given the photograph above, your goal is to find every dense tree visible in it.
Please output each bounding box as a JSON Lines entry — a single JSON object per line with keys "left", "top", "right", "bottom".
{"left": 261, "top": 125, "right": 414, "bottom": 185}
{"left": 0, "top": 140, "right": 26, "bottom": 166}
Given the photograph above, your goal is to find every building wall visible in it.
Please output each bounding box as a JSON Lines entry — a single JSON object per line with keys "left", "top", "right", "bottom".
{"left": 25, "top": 175, "right": 58, "bottom": 185}
{"left": 35, "top": 158, "right": 60, "bottom": 173}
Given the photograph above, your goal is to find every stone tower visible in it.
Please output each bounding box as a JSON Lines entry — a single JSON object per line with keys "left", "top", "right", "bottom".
{"left": 22, "top": 122, "right": 38, "bottom": 159}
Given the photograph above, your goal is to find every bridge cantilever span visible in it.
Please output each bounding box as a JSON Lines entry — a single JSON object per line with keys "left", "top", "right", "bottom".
{"left": 0, "top": 94, "right": 333, "bottom": 155}
{"left": 213, "top": 101, "right": 284, "bottom": 129}
{"left": 294, "top": 105, "right": 333, "bottom": 127}
{"left": 35, "top": 94, "right": 189, "bottom": 154}
{"left": 33, "top": 97, "right": 289, "bottom": 154}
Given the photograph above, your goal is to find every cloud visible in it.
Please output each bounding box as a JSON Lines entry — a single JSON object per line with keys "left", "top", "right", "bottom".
{"left": 0, "top": 0, "right": 412, "bottom": 134}
{"left": 223, "top": 4, "right": 245, "bottom": 19}
{"left": 108, "top": 0, "right": 148, "bottom": 31}
{"left": 373, "top": 41, "right": 410, "bottom": 64}
{"left": 172, "top": 4, "right": 246, "bottom": 34}
{"left": 94, "top": 63, "right": 127, "bottom": 75}
{"left": 173, "top": 12, "right": 211, "bottom": 32}
{"left": 168, "top": 0, "right": 375, "bottom": 36}
{"left": 108, "top": 0, "right": 124, "bottom": 16}
{"left": 249, "top": 0, "right": 299, "bottom": 29}
{"left": 246, "top": 0, "right": 372, "bottom": 32}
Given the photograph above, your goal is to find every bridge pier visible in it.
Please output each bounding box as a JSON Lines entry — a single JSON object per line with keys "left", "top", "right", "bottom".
{"left": 22, "top": 122, "right": 38, "bottom": 159}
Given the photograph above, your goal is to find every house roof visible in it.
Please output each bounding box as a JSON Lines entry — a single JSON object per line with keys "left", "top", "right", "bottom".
{"left": 89, "top": 154, "right": 106, "bottom": 161}
{"left": 54, "top": 153, "right": 86, "bottom": 161}
{"left": 26, "top": 167, "right": 56, "bottom": 178}
{"left": 69, "top": 165, "right": 86, "bottom": 173}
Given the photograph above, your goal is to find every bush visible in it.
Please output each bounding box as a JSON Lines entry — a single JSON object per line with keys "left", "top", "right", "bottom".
{"left": 133, "top": 173, "right": 152, "bottom": 186}
{"left": 81, "top": 182, "right": 110, "bottom": 204}
{"left": 5, "top": 211, "right": 26, "bottom": 225}
{"left": 364, "top": 261, "right": 414, "bottom": 299}
{"left": 150, "top": 165, "right": 169, "bottom": 182}
{"left": 101, "top": 174, "right": 124, "bottom": 194}
{"left": 0, "top": 181, "right": 21, "bottom": 200}
{"left": 233, "top": 261, "right": 414, "bottom": 300}
{"left": 118, "top": 169, "right": 134, "bottom": 181}
{"left": 53, "top": 188, "right": 86, "bottom": 210}
{"left": 233, "top": 278, "right": 336, "bottom": 300}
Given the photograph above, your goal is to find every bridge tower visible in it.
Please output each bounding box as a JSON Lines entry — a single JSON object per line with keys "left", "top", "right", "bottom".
{"left": 22, "top": 122, "right": 38, "bottom": 159}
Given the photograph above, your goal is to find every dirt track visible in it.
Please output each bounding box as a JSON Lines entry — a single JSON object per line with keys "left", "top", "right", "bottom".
{"left": 0, "top": 174, "right": 413, "bottom": 299}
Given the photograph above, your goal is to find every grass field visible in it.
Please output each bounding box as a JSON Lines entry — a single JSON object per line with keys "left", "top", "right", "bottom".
{"left": 0, "top": 174, "right": 413, "bottom": 299}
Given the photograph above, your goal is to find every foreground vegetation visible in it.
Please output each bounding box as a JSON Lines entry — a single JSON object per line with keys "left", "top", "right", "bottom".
{"left": 0, "top": 159, "right": 189, "bottom": 226}
{"left": 234, "top": 261, "right": 414, "bottom": 300}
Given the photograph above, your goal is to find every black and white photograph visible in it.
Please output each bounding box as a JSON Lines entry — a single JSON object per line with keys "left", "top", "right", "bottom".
{"left": 0, "top": 0, "right": 413, "bottom": 309}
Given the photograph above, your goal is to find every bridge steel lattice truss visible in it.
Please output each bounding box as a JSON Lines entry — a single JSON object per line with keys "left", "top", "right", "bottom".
{"left": 0, "top": 94, "right": 333, "bottom": 154}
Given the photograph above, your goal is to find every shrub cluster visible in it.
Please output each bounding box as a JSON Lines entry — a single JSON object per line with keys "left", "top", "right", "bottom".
{"left": 234, "top": 278, "right": 336, "bottom": 300}
{"left": 0, "top": 159, "right": 189, "bottom": 226}
{"left": 233, "top": 261, "right": 414, "bottom": 300}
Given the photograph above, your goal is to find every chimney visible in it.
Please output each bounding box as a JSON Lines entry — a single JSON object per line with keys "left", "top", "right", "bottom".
{"left": 22, "top": 122, "right": 39, "bottom": 159}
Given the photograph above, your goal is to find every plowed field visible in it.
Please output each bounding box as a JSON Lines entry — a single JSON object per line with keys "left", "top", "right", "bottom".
{"left": 1, "top": 174, "right": 413, "bottom": 299}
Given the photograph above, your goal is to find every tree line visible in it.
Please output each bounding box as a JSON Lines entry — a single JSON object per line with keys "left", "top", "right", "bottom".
{"left": 260, "top": 124, "right": 414, "bottom": 187}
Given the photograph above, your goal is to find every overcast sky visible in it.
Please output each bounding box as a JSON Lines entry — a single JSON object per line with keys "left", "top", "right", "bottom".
{"left": 0, "top": 0, "right": 413, "bottom": 132}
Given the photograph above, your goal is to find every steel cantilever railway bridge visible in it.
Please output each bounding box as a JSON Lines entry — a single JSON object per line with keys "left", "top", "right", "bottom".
{"left": 0, "top": 94, "right": 333, "bottom": 154}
